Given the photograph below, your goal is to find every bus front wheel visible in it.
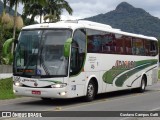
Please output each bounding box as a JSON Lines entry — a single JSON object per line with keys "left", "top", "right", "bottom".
{"left": 41, "top": 97, "right": 52, "bottom": 101}
{"left": 137, "top": 77, "right": 146, "bottom": 93}
{"left": 85, "top": 81, "right": 96, "bottom": 102}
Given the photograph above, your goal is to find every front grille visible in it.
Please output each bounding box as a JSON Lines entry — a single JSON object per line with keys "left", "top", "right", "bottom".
{"left": 21, "top": 84, "right": 52, "bottom": 88}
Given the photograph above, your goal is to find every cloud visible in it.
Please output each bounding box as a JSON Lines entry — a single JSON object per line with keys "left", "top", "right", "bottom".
{"left": 63, "top": 0, "right": 160, "bottom": 19}
{"left": 17, "top": 0, "right": 160, "bottom": 21}
{"left": 64, "top": 0, "right": 119, "bottom": 18}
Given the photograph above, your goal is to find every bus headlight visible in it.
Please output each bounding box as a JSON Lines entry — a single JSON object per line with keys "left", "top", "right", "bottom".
{"left": 51, "top": 83, "right": 67, "bottom": 88}
{"left": 14, "top": 81, "right": 23, "bottom": 87}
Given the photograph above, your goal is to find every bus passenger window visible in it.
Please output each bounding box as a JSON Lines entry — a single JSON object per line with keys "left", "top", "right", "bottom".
{"left": 150, "top": 41, "right": 158, "bottom": 56}
{"left": 132, "top": 38, "right": 144, "bottom": 55}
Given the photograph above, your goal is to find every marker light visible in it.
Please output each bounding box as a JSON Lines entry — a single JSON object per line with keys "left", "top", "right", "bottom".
{"left": 60, "top": 92, "right": 66, "bottom": 96}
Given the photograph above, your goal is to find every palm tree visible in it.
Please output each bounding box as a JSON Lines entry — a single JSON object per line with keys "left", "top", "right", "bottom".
{"left": 9, "top": 0, "right": 46, "bottom": 53}
{"left": 11, "top": 0, "right": 47, "bottom": 33}
{"left": 8, "top": 0, "right": 25, "bottom": 53}
{"left": 8, "top": 0, "right": 25, "bottom": 39}
{"left": 23, "top": 3, "right": 44, "bottom": 23}
{"left": 1, "top": 0, "right": 10, "bottom": 37}
{"left": 23, "top": 0, "right": 72, "bottom": 23}
{"left": 0, "top": 0, "right": 12, "bottom": 64}
{"left": 43, "top": 0, "right": 73, "bottom": 22}
{"left": 2, "top": 0, "right": 9, "bottom": 14}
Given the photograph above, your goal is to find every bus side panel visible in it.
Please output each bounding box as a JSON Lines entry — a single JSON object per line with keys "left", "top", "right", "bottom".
{"left": 85, "top": 54, "right": 102, "bottom": 93}
{"left": 84, "top": 53, "right": 158, "bottom": 95}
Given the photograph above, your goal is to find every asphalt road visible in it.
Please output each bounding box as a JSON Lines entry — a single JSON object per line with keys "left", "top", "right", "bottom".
{"left": 1, "top": 82, "right": 160, "bottom": 120}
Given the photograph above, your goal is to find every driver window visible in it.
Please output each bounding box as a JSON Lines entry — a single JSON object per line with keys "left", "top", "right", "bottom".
{"left": 70, "top": 29, "right": 86, "bottom": 75}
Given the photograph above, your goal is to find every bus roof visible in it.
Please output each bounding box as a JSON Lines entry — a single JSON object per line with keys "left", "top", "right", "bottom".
{"left": 22, "top": 20, "right": 157, "bottom": 41}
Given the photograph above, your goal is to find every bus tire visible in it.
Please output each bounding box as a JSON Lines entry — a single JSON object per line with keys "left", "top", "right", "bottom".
{"left": 41, "top": 97, "right": 52, "bottom": 101}
{"left": 137, "top": 77, "right": 146, "bottom": 93}
{"left": 85, "top": 81, "right": 96, "bottom": 102}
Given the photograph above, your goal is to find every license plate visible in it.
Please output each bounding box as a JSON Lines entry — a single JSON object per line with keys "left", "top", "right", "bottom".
{"left": 32, "top": 90, "right": 41, "bottom": 95}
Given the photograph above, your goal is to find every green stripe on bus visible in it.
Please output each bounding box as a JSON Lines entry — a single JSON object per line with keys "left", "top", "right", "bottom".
{"left": 103, "top": 59, "right": 157, "bottom": 86}
{"left": 115, "top": 60, "right": 157, "bottom": 87}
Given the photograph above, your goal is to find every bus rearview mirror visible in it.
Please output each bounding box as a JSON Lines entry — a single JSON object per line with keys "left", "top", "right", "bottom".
{"left": 64, "top": 38, "right": 72, "bottom": 57}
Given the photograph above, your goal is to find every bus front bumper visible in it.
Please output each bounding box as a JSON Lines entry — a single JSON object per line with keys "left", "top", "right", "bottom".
{"left": 13, "top": 85, "right": 68, "bottom": 98}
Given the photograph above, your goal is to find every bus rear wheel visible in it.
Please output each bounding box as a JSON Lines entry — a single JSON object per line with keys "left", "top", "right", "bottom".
{"left": 85, "top": 81, "right": 96, "bottom": 102}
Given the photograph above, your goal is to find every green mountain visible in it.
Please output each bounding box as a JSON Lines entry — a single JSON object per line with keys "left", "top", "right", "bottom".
{"left": 85, "top": 2, "right": 160, "bottom": 38}
{"left": 0, "top": 1, "right": 20, "bottom": 16}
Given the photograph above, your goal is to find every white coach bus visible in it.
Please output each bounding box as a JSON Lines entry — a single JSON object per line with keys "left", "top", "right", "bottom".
{"left": 13, "top": 20, "right": 158, "bottom": 101}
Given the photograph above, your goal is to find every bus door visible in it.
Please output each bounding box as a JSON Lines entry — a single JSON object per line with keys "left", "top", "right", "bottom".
{"left": 68, "top": 29, "right": 86, "bottom": 97}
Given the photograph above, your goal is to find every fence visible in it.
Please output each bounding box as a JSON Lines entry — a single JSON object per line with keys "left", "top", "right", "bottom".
{"left": 0, "top": 65, "right": 12, "bottom": 79}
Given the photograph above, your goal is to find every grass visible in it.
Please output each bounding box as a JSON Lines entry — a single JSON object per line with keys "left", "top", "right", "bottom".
{"left": 0, "top": 78, "right": 16, "bottom": 100}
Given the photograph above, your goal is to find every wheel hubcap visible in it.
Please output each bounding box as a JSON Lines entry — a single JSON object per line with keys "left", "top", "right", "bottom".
{"left": 142, "top": 80, "right": 145, "bottom": 90}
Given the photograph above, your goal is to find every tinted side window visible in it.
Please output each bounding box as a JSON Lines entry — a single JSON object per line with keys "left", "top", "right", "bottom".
{"left": 124, "top": 37, "right": 132, "bottom": 55}
{"left": 86, "top": 28, "right": 158, "bottom": 56}
{"left": 150, "top": 41, "right": 158, "bottom": 56}
{"left": 87, "top": 29, "right": 102, "bottom": 53}
{"left": 87, "top": 29, "right": 116, "bottom": 54}
{"left": 144, "top": 40, "right": 150, "bottom": 56}
{"left": 114, "top": 34, "right": 124, "bottom": 54}
{"left": 132, "top": 38, "right": 144, "bottom": 55}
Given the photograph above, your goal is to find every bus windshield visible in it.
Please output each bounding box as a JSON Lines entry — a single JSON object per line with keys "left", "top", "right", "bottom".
{"left": 14, "top": 29, "right": 72, "bottom": 77}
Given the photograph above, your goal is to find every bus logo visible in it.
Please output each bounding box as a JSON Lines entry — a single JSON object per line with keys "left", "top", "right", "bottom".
{"left": 34, "top": 82, "right": 38, "bottom": 87}
{"left": 113, "top": 60, "right": 135, "bottom": 69}
{"left": 91, "top": 64, "right": 95, "bottom": 69}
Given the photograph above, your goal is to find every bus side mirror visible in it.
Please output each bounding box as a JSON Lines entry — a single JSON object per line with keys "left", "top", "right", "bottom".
{"left": 64, "top": 38, "right": 72, "bottom": 57}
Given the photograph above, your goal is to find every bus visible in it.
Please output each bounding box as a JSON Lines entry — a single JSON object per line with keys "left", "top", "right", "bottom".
{"left": 13, "top": 20, "right": 159, "bottom": 101}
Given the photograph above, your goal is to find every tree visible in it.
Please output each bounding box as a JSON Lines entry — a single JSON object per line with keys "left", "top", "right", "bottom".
{"left": 8, "top": 0, "right": 25, "bottom": 54}
{"left": 24, "top": 0, "right": 47, "bottom": 23}
{"left": 9, "top": 0, "right": 46, "bottom": 53}
{"left": 0, "top": 0, "right": 14, "bottom": 64}
{"left": 23, "top": 3, "right": 44, "bottom": 24}
{"left": 9, "top": 0, "right": 26, "bottom": 39}
{"left": 43, "top": 0, "right": 73, "bottom": 22}
{"left": 22, "top": 0, "right": 73, "bottom": 23}
{"left": 2, "top": 0, "right": 9, "bottom": 14}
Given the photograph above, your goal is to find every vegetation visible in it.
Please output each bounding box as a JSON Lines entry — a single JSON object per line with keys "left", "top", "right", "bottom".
{"left": 0, "top": 78, "right": 16, "bottom": 100}
{"left": 0, "top": 0, "right": 73, "bottom": 65}
{"left": 23, "top": 0, "right": 72, "bottom": 23}
{"left": 0, "top": 0, "right": 73, "bottom": 100}
{"left": 43, "top": 0, "right": 72, "bottom": 22}
{"left": 0, "top": 0, "right": 24, "bottom": 64}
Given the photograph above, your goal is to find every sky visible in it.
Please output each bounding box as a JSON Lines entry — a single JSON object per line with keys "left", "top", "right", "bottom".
{"left": 17, "top": 0, "right": 160, "bottom": 21}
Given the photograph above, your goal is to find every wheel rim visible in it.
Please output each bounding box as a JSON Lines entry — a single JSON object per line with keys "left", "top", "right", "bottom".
{"left": 141, "top": 80, "right": 145, "bottom": 90}
{"left": 87, "top": 84, "right": 94, "bottom": 98}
